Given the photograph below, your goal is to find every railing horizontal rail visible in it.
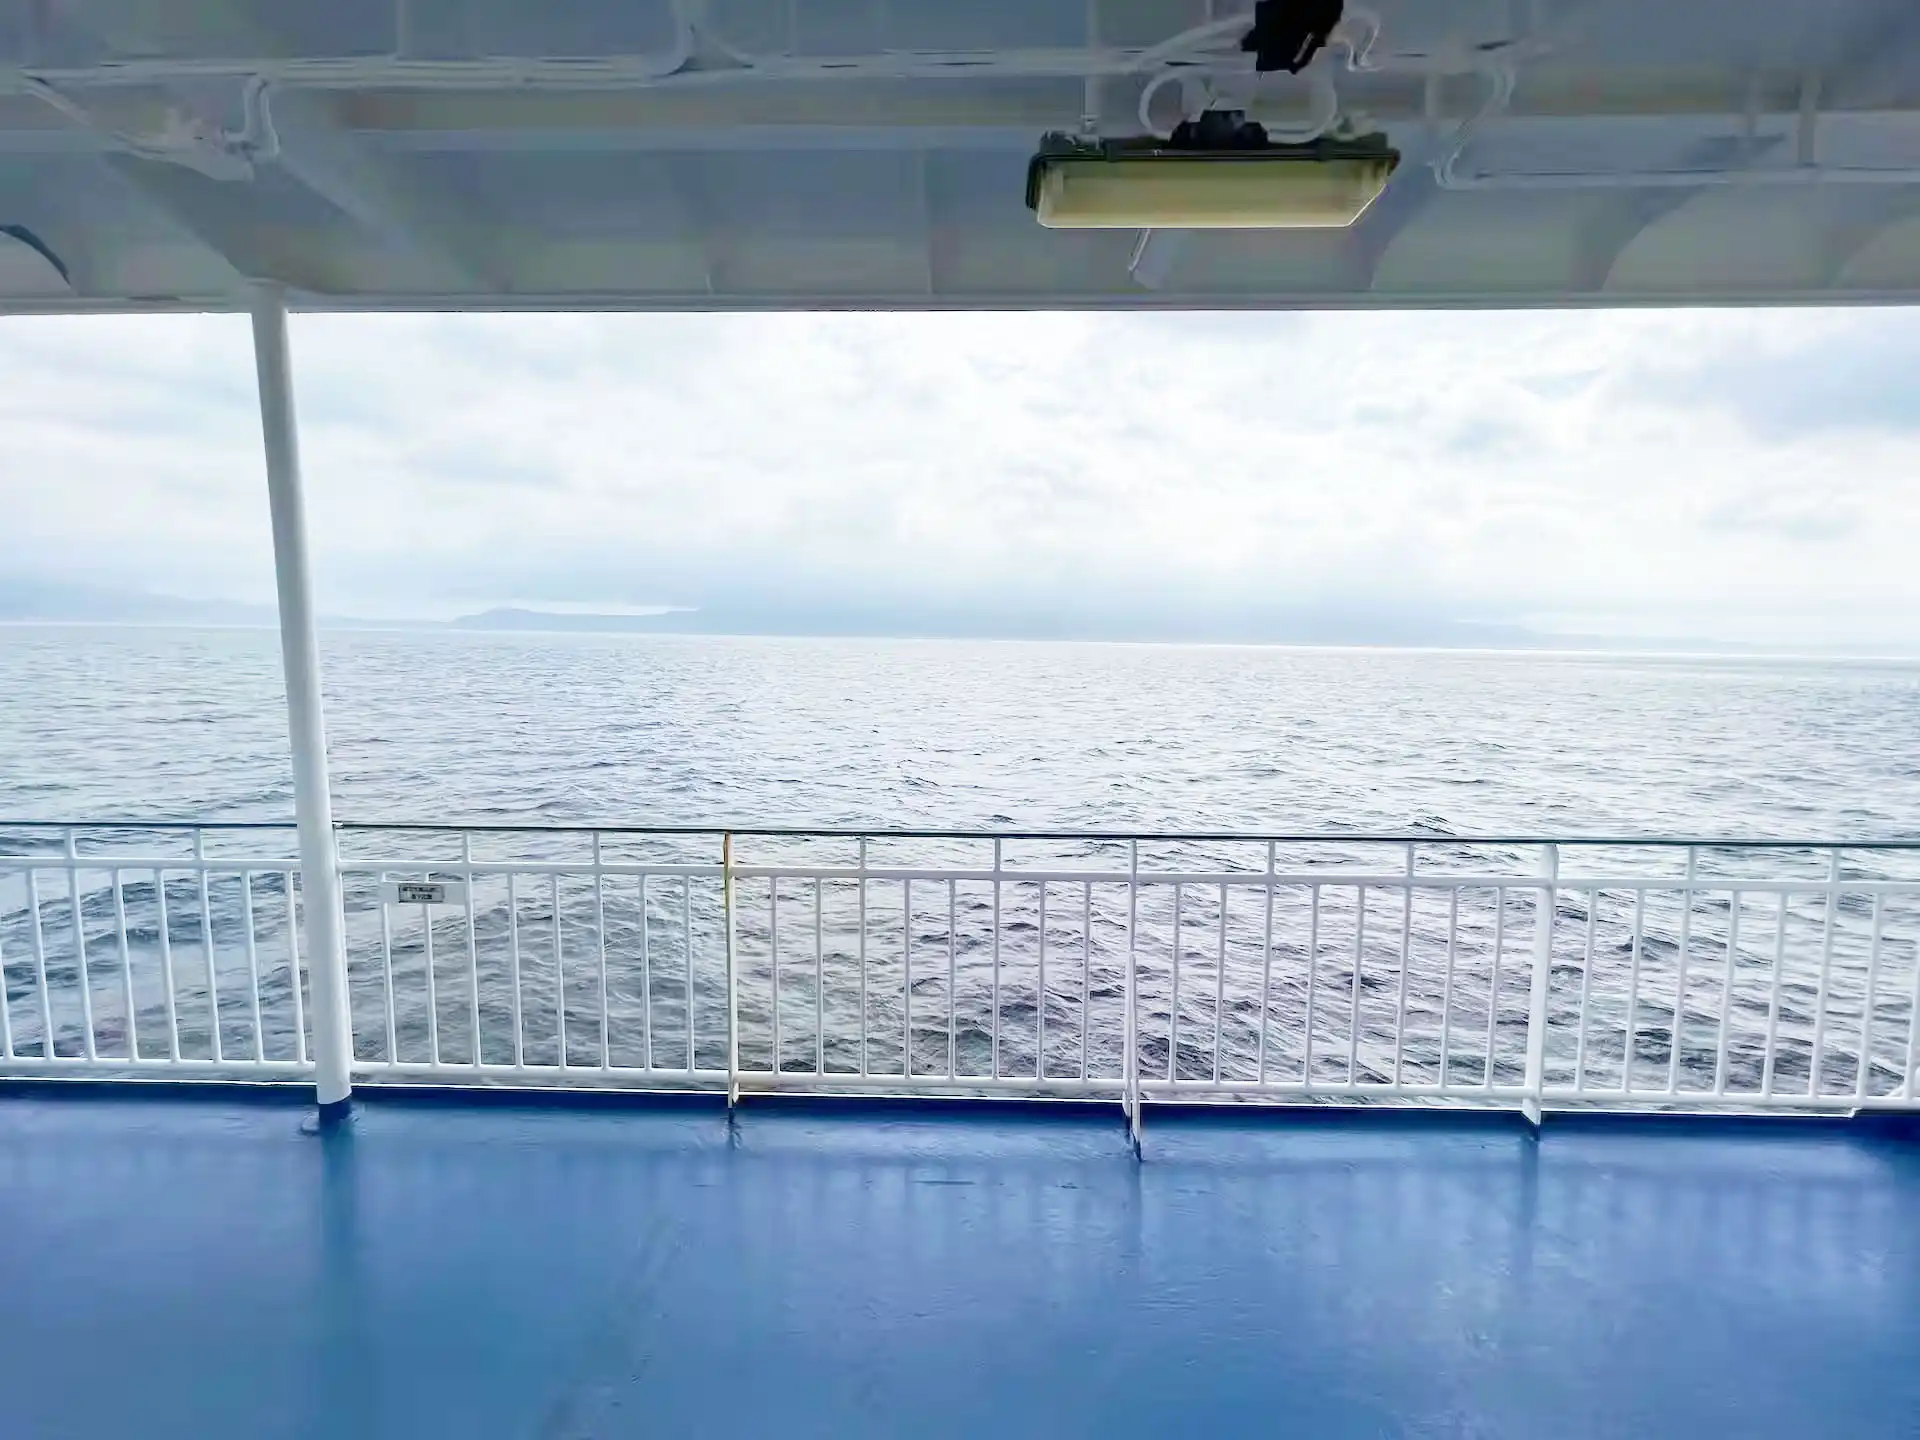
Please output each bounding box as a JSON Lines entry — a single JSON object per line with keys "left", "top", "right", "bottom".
{"left": 3, "top": 821, "right": 1918, "bottom": 1120}
{"left": 10, "top": 855, "right": 1920, "bottom": 894}
{"left": 6, "top": 817, "right": 1920, "bottom": 848}
{"left": 0, "top": 1057, "right": 313, "bottom": 1076}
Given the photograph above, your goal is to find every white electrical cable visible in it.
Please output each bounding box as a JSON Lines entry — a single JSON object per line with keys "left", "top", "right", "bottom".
{"left": 1129, "top": 5, "right": 1402, "bottom": 141}
{"left": 22, "top": 75, "right": 231, "bottom": 172}
{"left": 1336, "top": 8, "right": 1383, "bottom": 72}
{"left": 1253, "top": 70, "right": 1342, "bottom": 142}
{"left": 0, "top": 3, "right": 1510, "bottom": 107}
{"left": 1132, "top": 4, "right": 1428, "bottom": 80}
{"left": 1131, "top": 19, "right": 1345, "bottom": 138}
{"left": 235, "top": 75, "right": 280, "bottom": 164}
{"left": 13, "top": 0, "right": 697, "bottom": 112}
{"left": 18, "top": 76, "right": 97, "bottom": 133}
{"left": 1431, "top": 64, "right": 1516, "bottom": 188}
{"left": 18, "top": 0, "right": 688, "bottom": 176}
{"left": 1135, "top": 70, "right": 1185, "bottom": 134}
{"left": 1124, "top": 15, "right": 1257, "bottom": 75}
{"left": 23, "top": 71, "right": 278, "bottom": 179}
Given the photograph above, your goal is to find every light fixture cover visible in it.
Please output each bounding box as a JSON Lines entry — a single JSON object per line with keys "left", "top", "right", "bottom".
{"left": 1027, "top": 134, "right": 1400, "bottom": 230}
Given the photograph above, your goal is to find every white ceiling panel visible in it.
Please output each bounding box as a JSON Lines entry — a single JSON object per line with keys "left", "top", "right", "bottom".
{"left": 0, "top": 0, "right": 1914, "bottom": 311}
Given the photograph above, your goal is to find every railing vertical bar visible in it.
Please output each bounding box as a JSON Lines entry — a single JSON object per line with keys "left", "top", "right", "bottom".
{"left": 27, "top": 869, "right": 53, "bottom": 1058}
{"left": 1523, "top": 843, "right": 1559, "bottom": 1120}
{"left": 1668, "top": 847, "right": 1698, "bottom": 1095}
{"left": 591, "top": 833, "right": 606, "bottom": 1075}
{"left": 68, "top": 832, "right": 96, "bottom": 1061}
{"left": 989, "top": 837, "right": 1000, "bottom": 1080}
{"left": 241, "top": 871, "right": 262, "bottom": 1064}
{"left": 723, "top": 833, "right": 738, "bottom": 1104}
{"left": 682, "top": 876, "right": 693, "bottom": 1074}
{"left": 1856, "top": 892, "right": 1886, "bottom": 1103}
{"left": 379, "top": 890, "right": 398, "bottom": 1063}
{"left": 1763, "top": 890, "right": 1788, "bottom": 1099}
{"left": 1037, "top": 881, "right": 1047, "bottom": 1080}
{"left": 1212, "top": 880, "right": 1226, "bottom": 1084}
{"left": 0, "top": 880, "right": 11, "bottom": 1060}
{"left": 66, "top": 833, "right": 95, "bottom": 1059}
{"left": 283, "top": 873, "right": 304, "bottom": 1067}
{"left": 1258, "top": 841, "right": 1274, "bottom": 1085}
{"left": 507, "top": 872, "right": 524, "bottom": 1070}
{"left": 155, "top": 869, "right": 184, "bottom": 1060}
{"left": 1714, "top": 890, "right": 1740, "bottom": 1096}
{"left": 1393, "top": 844, "right": 1414, "bottom": 1086}
{"left": 1438, "top": 887, "right": 1458, "bottom": 1089}
{"left": 771, "top": 872, "right": 781, "bottom": 1075}
{"left": 1126, "top": 839, "right": 1140, "bottom": 1141}
{"left": 194, "top": 831, "right": 218, "bottom": 1063}
{"left": 1304, "top": 884, "right": 1321, "bottom": 1086}
{"left": 115, "top": 868, "right": 137, "bottom": 1062}
{"left": 467, "top": 835, "right": 483, "bottom": 1069}
{"left": 1347, "top": 885, "right": 1366, "bottom": 1085}
{"left": 1810, "top": 850, "right": 1842, "bottom": 1098}
{"left": 1623, "top": 888, "right": 1646, "bottom": 1094}
{"left": 1906, "top": 893, "right": 1920, "bottom": 1104}
{"left": 1080, "top": 879, "right": 1092, "bottom": 1082}
{"left": 946, "top": 878, "right": 957, "bottom": 1079}
{"left": 815, "top": 878, "right": 825, "bottom": 1076}
{"left": 423, "top": 898, "right": 439, "bottom": 1068}
{"left": 640, "top": 873, "right": 652, "bottom": 1071}
{"left": 902, "top": 878, "right": 913, "bottom": 1078}
{"left": 0, "top": 875, "right": 14, "bottom": 1052}
{"left": 1574, "top": 886, "right": 1598, "bottom": 1091}
{"left": 1484, "top": 887, "right": 1504, "bottom": 1090}
{"left": 1169, "top": 881, "right": 1183, "bottom": 1083}
{"left": 860, "top": 836, "right": 871, "bottom": 1079}
{"left": 549, "top": 872, "right": 563, "bottom": 1070}
{"left": 1124, "top": 937, "right": 1140, "bottom": 1147}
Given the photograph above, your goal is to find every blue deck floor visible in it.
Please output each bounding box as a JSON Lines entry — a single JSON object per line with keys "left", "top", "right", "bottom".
{"left": 1, "top": 1091, "right": 1917, "bottom": 1439}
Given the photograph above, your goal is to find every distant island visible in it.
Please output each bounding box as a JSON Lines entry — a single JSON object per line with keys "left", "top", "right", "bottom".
{"left": 7, "top": 583, "right": 1901, "bottom": 655}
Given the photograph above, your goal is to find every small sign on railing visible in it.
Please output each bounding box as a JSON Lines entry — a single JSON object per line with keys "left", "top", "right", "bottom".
{"left": 379, "top": 879, "right": 467, "bottom": 908}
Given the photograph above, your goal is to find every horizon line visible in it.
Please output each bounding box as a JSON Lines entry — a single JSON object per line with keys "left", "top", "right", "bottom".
{"left": 4, "top": 617, "right": 1919, "bottom": 664}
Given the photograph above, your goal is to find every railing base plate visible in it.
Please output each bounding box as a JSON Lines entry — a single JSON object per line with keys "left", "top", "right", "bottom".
{"left": 315, "top": 1096, "right": 353, "bottom": 1128}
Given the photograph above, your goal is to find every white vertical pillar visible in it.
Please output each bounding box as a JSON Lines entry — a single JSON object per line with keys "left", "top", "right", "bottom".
{"left": 250, "top": 282, "right": 353, "bottom": 1114}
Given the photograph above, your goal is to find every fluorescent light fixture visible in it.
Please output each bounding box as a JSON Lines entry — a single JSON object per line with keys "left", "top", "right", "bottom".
{"left": 1026, "top": 134, "right": 1399, "bottom": 230}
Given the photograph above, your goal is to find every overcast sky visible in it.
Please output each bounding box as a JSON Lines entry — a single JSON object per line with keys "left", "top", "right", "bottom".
{"left": 4, "top": 306, "right": 1918, "bottom": 647}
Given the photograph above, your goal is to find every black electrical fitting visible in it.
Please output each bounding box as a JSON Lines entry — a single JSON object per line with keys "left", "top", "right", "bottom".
{"left": 1240, "top": 0, "right": 1345, "bottom": 74}
{"left": 1167, "top": 109, "right": 1272, "bottom": 151}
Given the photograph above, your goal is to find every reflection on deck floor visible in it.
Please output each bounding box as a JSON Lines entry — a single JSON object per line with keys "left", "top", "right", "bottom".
{"left": 0, "top": 1091, "right": 1916, "bottom": 1439}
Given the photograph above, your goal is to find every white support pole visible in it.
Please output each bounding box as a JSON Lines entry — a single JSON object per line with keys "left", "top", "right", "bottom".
{"left": 250, "top": 283, "right": 353, "bottom": 1116}
{"left": 1522, "top": 842, "right": 1559, "bottom": 1128}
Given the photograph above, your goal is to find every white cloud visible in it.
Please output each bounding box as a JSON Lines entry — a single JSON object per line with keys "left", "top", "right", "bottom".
{"left": 3, "top": 305, "right": 1918, "bottom": 646}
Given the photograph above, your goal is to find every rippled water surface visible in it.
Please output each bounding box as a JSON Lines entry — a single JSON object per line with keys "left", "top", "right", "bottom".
{"left": 3, "top": 626, "right": 1919, "bottom": 1096}
{"left": 5, "top": 626, "right": 1919, "bottom": 835}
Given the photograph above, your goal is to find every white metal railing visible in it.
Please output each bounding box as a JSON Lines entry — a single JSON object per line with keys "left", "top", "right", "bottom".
{"left": 3, "top": 822, "right": 1919, "bottom": 1116}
